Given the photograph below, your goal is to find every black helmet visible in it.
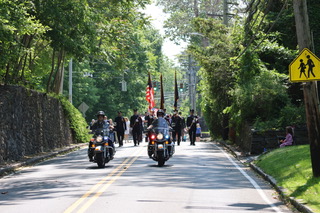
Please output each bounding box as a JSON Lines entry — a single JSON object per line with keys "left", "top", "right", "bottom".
{"left": 157, "top": 109, "right": 165, "bottom": 117}
{"left": 96, "top": 111, "right": 105, "bottom": 117}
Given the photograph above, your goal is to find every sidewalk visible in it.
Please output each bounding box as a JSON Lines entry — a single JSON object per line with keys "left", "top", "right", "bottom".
{"left": 0, "top": 143, "right": 87, "bottom": 177}
{"left": 216, "top": 140, "right": 314, "bottom": 213}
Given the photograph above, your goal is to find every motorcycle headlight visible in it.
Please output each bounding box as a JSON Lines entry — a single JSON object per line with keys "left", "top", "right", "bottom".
{"left": 157, "top": 133, "right": 163, "bottom": 140}
{"left": 96, "top": 136, "right": 103, "bottom": 142}
{"left": 151, "top": 134, "right": 156, "bottom": 140}
{"left": 165, "top": 135, "right": 169, "bottom": 139}
{"left": 104, "top": 136, "right": 109, "bottom": 141}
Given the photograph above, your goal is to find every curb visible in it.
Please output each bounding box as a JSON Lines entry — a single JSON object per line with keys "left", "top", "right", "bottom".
{"left": 216, "top": 140, "right": 314, "bottom": 213}
{"left": 0, "top": 143, "right": 87, "bottom": 177}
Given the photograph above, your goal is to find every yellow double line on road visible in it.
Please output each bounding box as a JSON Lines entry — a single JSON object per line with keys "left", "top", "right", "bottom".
{"left": 64, "top": 147, "right": 144, "bottom": 213}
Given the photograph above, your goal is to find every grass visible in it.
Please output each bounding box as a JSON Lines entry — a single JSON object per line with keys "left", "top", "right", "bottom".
{"left": 255, "top": 145, "right": 320, "bottom": 212}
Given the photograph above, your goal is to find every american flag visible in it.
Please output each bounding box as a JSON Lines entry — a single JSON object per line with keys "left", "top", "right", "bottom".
{"left": 146, "top": 72, "right": 155, "bottom": 110}
{"left": 174, "top": 71, "right": 179, "bottom": 109}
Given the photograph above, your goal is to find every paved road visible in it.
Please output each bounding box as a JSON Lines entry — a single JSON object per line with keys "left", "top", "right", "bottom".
{"left": 0, "top": 141, "right": 292, "bottom": 213}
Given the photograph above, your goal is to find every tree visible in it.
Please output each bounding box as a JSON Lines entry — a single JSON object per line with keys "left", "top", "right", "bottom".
{"left": 156, "top": 0, "right": 224, "bottom": 43}
{"left": 188, "top": 18, "right": 234, "bottom": 137}
{"left": 0, "top": 0, "right": 47, "bottom": 85}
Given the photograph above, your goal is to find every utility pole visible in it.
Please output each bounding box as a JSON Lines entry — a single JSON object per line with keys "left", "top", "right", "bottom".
{"left": 223, "top": 0, "right": 228, "bottom": 26}
{"left": 293, "top": 0, "right": 320, "bottom": 177}
{"left": 188, "top": 55, "right": 192, "bottom": 109}
{"left": 188, "top": 55, "right": 196, "bottom": 111}
{"left": 69, "top": 58, "right": 73, "bottom": 104}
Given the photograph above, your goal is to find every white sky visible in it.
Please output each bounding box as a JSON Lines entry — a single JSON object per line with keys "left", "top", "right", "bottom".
{"left": 144, "top": 3, "right": 188, "bottom": 64}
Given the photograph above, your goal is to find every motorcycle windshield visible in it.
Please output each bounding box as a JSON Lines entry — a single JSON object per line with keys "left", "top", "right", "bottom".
{"left": 94, "top": 128, "right": 110, "bottom": 137}
{"left": 152, "top": 117, "right": 169, "bottom": 135}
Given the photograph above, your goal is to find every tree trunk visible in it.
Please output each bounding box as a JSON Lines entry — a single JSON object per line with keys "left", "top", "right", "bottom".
{"left": 47, "top": 49, "right": 56, "bottom": 93}
{"left": 194, "top": 0, "right": 199, "bottom": 17}
{"left": 53, "top": 49, "right": 65, "bottom": 94}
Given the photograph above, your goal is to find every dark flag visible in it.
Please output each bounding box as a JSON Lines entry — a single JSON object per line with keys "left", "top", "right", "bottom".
{"left": 146, "top": 72, "right": 155, "bottom": 111}
{"left": 174, "top": 71, "right": 179, "bottom": 110}
{"left": 160, "top": 74, "right": 164, "bottom": 109}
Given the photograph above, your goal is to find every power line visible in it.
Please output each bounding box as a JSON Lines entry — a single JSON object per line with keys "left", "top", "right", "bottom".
{"left": 234, "top": 0, "right": 288, "bottom": 61}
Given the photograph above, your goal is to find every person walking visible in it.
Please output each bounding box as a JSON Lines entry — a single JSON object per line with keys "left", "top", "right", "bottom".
{"left": 144, "top": 110, "right": 155, "bottom": 142}
{"left": 186, "top": 109, "right": 198, "bottom": 146}
{"left": 130, "top": 109, "right": 143, "bottom": 146}
{"left": 115, "top": 111, "right": 126, "bottom": 147}
{"left": 179, "top": 112, "right": 186, "bottom": 142}
{"left": 124, "top": 117, "right": 130, "bottom": 143}
{"left": 171, "top": 110, "right": 182, "bottom": 145}
{"left": 196, "top": 123, "right": 202, "bottom": 142}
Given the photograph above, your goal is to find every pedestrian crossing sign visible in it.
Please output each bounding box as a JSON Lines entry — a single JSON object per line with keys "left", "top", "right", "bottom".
{"left": 289, "top": 48, "right": 320, "bottom": 82}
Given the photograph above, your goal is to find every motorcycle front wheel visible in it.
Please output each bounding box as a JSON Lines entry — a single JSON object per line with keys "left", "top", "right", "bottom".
{"left": 96, "top": 153, "right": 106, "bottom": 168}
{"left": 157, "top": 152, "right": 165, "bottom": 167}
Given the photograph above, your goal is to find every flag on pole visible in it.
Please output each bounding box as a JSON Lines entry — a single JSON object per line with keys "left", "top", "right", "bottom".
{"left": 146, "top": 72, "right": 155, "bottom": 111}
{"left": 174, "top": 71, "right": 179, "bottom": 110}
{"left": 160, "top": 74, "right": 164, "bottom": 109}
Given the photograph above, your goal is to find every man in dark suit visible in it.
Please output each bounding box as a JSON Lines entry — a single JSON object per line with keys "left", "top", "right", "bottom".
{"left": 171, "top": 110, "right": 182, "bottom": 145}
{"left": 130, "top": 109, "right": 143, "bottom": 146}
{"left": 114, "top": 111, "right": 126, "bottom": 147}
{"left": 186, "top": 109, "right": 198, "bottom": 146}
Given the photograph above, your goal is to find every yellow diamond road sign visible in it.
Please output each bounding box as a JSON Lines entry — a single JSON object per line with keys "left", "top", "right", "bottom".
{"left": 289, "top": 48, "right": 320, "bottom": 82}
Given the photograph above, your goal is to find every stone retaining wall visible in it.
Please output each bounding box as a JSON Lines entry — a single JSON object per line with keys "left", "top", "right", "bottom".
{"left": 0, "top": 85, "right": 75, "bottom": 163}
{"left": 229, "top": 123, "right": 309, "bottom": 155}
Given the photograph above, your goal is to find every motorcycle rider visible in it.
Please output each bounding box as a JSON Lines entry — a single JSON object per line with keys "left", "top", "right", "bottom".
{"left": 88, "top": 111, "right": 115, "bottom": 161}
{"left": 147, "top": 109, "right": 173, "bottom": 157}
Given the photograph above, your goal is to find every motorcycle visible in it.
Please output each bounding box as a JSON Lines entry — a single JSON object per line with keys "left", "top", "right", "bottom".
{"left": 89, "top": 128, "right": 115, "bottom": 168}
{"left": 147, "top": 117, "right": 175, "bottom": 166}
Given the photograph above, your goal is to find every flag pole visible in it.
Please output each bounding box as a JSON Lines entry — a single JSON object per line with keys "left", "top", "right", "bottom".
{"left": 146, "top": 72, "right": 155, "bottom": 111}
{"left": 160, "top": 74, "right": 164, "bottom": 109}
{"left": 174, "top": 71, "right": 179, "bottom": 110}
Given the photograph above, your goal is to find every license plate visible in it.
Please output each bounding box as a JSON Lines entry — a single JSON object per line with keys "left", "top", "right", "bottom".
{"left": 158, "top": 144, "right": 164, "bottom": 149}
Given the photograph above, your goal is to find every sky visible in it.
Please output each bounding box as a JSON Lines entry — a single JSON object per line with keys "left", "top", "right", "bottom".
{"left": 143, "top": 3, "right": 187, "bottom": 64}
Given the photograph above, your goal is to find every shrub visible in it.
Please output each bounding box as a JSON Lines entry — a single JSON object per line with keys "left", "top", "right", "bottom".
{"left": 58, "top": 96, "right": 90, "bottom": 143}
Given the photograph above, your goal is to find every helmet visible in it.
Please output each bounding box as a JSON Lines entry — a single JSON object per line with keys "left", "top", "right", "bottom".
{"left": 96, "top": 111, "right": 105, "bottom": 117}
{"left": 157, "top": 109, "right": 165, "bottom": 117}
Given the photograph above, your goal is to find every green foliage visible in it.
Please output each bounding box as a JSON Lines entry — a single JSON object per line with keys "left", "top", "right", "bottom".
{"left": 229, "top": 66, "right": 288, "bottom": 123}
{"left": 0, "top": 0, "right": 152, "bottom": 92}
{"left": 186, "top": 8, "right": 306, "bottom": 139}
{"left": 256, "top": 39, "right": 297, "bottom": 74}
{"left": 256, "top": 145, "right": 320, "bottom": 212}
{"left": 188, "top": 18, "right": 234, "bottom": 137}
{"left": 57, "top": 95, "right": 91, "bottom": 143}
{"left": 157, "top": 0, "right": 224, "bottom": 43}
{"left": 253, "top": 104, "right": 306, "bottom": 131}
{"left": 308, "top": 0, "right": 320, "bottom": 56}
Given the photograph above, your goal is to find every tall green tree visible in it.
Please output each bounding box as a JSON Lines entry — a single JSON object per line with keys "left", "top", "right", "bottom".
{"left": 156, "top": 0, "right": 224, "bottom": 43}
{"left": 0, "top": 0, "right": 47, "bottom": 85}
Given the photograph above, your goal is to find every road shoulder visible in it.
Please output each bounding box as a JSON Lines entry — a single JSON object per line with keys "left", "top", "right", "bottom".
{"left": 216, "top": 140, "right": 314, "bottom": 213}
{"left": 0, "top": 143, "right": 87, "bottom": 178}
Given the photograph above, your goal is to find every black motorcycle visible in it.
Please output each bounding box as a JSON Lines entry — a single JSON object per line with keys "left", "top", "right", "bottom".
{"left": 89, "top": 128, "right": 115, "bottom": 168}
{"left": 147, "top": 117, "right": 175, "bottom": 166}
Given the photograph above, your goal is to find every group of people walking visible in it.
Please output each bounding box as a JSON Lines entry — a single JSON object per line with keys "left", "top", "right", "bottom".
{"left": 89, "top": 108, "right": 202, "bottom": 147}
